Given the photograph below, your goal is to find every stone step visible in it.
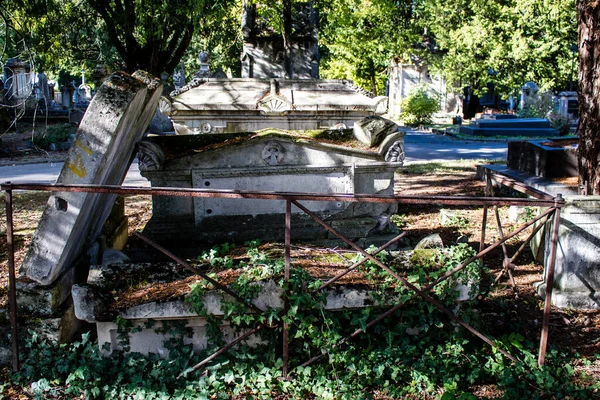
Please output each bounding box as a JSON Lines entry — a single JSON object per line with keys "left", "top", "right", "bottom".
{"left": 459, "top": 126, "right": 559, "bottom": 137}
{"left": 473, "top": 118, "right": 551, "bottom": 129}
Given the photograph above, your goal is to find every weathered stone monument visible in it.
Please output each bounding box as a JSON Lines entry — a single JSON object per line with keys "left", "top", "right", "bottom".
{"left": 17, "top": 71, "right": 162, "bottom": 337}
{"left": 137, "top": 127, "right": 404, "bottom": 252}
{"left": 161, "top": 2, "right": 387, "bottom": 133}
{"left": 483, "top": 142, "right": 600, "bottom": 310}
{"left": 2, "top": 58, "right": 32, "bottom": 104}
{"left": 520, "top": 81, "right": 539, "bottom": 110}
{"left": 558, "top": 91, "right": 578, "bottom": 122}
{"left": 241, "top": 2, "right": 319, "bottom": 79}
{"left": 387, "top": 58, "right": 459, "bottom": 116}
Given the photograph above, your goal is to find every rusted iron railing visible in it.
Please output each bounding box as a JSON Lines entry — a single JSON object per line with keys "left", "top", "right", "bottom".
{"left": 2, "top": 178, "right": 563, "bottom": 376}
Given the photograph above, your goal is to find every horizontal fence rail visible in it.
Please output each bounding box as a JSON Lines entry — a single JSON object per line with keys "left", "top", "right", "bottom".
{"left": 3, "top": 179, "right": 563, "bottom": 376}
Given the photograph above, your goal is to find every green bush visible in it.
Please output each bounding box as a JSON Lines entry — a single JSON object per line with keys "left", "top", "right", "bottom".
{"left": 547, "top": 110, "right": 572, "bottom": 136}
{"left": 32, "top": 123, "right": 75, "bottom": 149}
{"left": 517, "top": 91, "right": 555, "bottom": 119}
{"left": 400, "top": 86, "right": 440, "bottom": 126}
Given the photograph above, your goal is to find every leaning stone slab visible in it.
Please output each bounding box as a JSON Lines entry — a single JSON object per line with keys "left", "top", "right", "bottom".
{"left": 20, "top": 71, "right": 162, "bottom": 286}
{"left": 536, "top": 196, "right": 600, "bottom": 309}
{"left": 353, "top": 115, "right": 399, "bottom": 147}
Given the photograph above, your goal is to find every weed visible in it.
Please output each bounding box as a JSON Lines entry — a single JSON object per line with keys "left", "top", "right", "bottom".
{"left": 5, "top": 243, "right": 600, "bottom": 399}
{"left": 390, "top": 213, "right": 408, "bottom": 229}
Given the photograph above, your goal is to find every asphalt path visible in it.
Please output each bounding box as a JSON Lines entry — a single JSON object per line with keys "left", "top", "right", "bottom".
{"left": 0, "top": 132, "right": 508, "bottom": 185}
{"left": 403, "top": 131, "right": 507, "bottom": 163}
{"left": 0, "top": 160, "right": 148, "bottom": 186}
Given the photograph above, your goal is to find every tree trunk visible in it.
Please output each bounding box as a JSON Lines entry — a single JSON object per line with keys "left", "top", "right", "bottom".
{"left": 577, "top": 1, "right": 600, "bottom": 195}
{"left": 370, "top": 70, "right": 378, "bottom": 96}
{"left": 282, "top": 0, "right": 293, "bottom": 79}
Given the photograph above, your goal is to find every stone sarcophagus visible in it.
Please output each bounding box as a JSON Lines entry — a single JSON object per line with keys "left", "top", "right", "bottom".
{"left": 137, "top": 130, "right": 404, "bottom": 249}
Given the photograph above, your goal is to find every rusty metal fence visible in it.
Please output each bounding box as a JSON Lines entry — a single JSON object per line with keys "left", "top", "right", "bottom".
{"left": 2, "top": 172, "right": 563, "bottom": 376}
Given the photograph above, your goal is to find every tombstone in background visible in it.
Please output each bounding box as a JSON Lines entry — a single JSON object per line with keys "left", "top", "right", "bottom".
{"left": 3, "top": 58, "right": 32, "bottom": 104}
{"left": 35, "top": 71, "right": 50, "bottom": 109}
{"left": 173, "top": 68, "right": 186, "bottom": 89}
{"left": 558, "top": 91, "right": 578, "bottom": 121}
{"left": 61, "top": 82, "right": 74, "bottom": 109}
{"left": 241, "top": 2, "right": 319, "bottom": 79}
{"left": 79, "top": 70, "right": 92, "bottom": 102}
{"left": 520, "top": 81, "right": 539, "bottom": 111}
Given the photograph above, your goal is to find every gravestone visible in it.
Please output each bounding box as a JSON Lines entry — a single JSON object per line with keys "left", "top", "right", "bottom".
{"left": 21, "top": 71, "right": 162, "bottom": 290}
{"left": 61, "top": 83, "right": 75, "bottom": 109}
{"left": 35, "top": 72, "right": 50, "bottom": 104}
{"left": 558, "top": 91, "right": 578, "bottom": 121}
{"left": 241, "top": 2, "right": 319, "bottom": 79}
{"left": 520, "top": 81, "right": 539, "bottom": 110}
{"left": 173, "top": 68, "right": 186, "bottom": 89}
{"left": 3, "top": 58, "right": 32, "bottom": 104}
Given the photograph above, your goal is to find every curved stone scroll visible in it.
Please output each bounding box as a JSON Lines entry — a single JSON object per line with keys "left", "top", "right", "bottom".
{"left": 137, "top": 141, "right": 166, "bottom": 172}
{"left": 384, "top": 140, "right": 405, "bottom": 163}
{"left": 378, "top": 131, "right": 406, "bottom": 165}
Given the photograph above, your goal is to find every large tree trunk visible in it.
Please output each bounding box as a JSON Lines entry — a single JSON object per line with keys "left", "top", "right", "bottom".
{"left": 577, "top": 1, "right": 600, "bottom": 195}
{"left": 282, "top": 0, "right": 293, "bottom": 79}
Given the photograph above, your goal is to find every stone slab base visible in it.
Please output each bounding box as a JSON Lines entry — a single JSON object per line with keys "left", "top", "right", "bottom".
{"left": 535, "top": 282, "right": 600, "bottom": 310}
{"left": 0, "top": 303, "right": 88, "bottom": 366}
{"left": 97, "top": 318, "right": 263, "bottom": 357}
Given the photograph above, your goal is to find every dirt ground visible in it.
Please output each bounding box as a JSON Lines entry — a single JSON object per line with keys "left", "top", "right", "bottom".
{"left": 0, "top": 126, "right": 70, "bottom": 166}
{"left": 0, "top": 144, "right": 598, "bottom": 386}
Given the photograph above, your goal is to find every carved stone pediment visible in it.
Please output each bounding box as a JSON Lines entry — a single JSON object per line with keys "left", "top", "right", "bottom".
{"left": 257, "top": 93, "right": 292, "bottom": 115}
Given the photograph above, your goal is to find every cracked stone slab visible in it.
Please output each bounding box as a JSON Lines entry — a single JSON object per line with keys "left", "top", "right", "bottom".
{"left": 21, "top": 71, "right": 162, "bottom": 286}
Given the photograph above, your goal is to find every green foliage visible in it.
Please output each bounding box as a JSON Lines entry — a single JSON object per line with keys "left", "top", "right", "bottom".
{"left": 421, "top": 0, "right": 577, "bottom": 95}
{"left": 400, "top": 86, "right": 440, "bottom": 126}
{"left": 319, "top": 0, "right": 422, "bottom": 95}
{"left": 517, "top": 91, "right": 556, "bottom": 119}
{"left": 5, "top": 242, "right": 599, "bottom": 399}
{"left": 31, "top": 124, "right": 76, "bottom": 149}
{"left": 390, "top": 213, "right": 408, "bottom": 229}
{"left": 547, "top": 110, "right": 573, "bottom": 136}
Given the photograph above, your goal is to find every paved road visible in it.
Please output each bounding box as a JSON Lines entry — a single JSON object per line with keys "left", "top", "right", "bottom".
{"left": 404, "top": 131, "right": 507, "bottom": 163}
{"left": 0, "top": 132, "right": 507, "bottom": 185}
{"left": 0, "top": 160, "right": 149, "bottom": 186}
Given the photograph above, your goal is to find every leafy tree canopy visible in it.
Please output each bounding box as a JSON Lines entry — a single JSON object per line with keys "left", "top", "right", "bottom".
{"left": 319, "top": 0, "right": 423, "bottom": 95}
{"left": 422, "top": 0, "right": 577, "bottom": 96}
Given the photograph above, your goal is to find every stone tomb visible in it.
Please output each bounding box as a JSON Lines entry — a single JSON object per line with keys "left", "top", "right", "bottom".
{"left": 72, "top": 261, "right": 392, "bottom": 356}
{"left": 459, "top": 117, "right": 559, "bottom": 137}
{"left": 137, "top": 130, "right": 405, "bottom": 251}
{"left": 481, "top": 158, "right": 600, "bottom": 310}
{"left": 162, "top": 78, "right": 388, "bottom": 134}
{"left": 507, "top": 138, "right": 578, "bottom": 178}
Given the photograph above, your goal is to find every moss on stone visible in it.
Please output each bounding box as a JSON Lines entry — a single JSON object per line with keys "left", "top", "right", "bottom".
{"left": 409, "top": 249, "right": 442, "bottom": 268}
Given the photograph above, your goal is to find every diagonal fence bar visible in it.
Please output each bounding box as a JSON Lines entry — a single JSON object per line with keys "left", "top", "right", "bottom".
{"left": 292, "top": 200, "right": 518, "bottom": 363}
{"left": 2, "top": 180, "right": 564, "bottom": 375}
{"left": 298, "top": 206, "right": 560, "bottom": 370}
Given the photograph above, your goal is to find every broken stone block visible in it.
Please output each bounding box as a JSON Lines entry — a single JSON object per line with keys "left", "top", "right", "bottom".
{"left": 353, "top": 116, "right": 399, "bottom": 147}
{"left": 440, "top": 209, "right": 460, "bottom": 226}
{"left": 20, "top": 71, "right": 162, "bottom": 286}
{"left": 414, "top": 233, "right": 444, "bottom": 250}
